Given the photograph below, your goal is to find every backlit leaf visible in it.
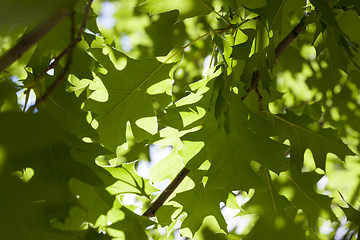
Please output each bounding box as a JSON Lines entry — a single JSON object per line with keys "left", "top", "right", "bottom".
{"left": 84, "top": 46, "right": 176, "bottom": 150}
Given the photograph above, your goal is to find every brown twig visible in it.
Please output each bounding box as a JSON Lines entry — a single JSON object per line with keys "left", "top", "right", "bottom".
{"left": 0, "top": 1, "right": 79, "bottom": 74}
{"left": 32, "top": 0, "right": 94, "bottom": 108}
{"left": 241, "top": 19, "right": 306, "bottom": 101}
{"left": 143, "top": 167, "right": 191, "bottom": 217}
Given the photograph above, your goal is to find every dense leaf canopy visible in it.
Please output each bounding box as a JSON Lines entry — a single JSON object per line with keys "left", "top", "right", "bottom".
{"left": 1, "top": 0, "right": 360, "bottom": 239}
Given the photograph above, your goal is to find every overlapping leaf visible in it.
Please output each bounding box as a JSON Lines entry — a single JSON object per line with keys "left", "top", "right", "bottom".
{"left": 55, "top": 141, "right": 154, "bottom": 239}
{"left": 105, "top": 161, "right": 158, "bottom": 198}
{"left": 310, "top": 0, "right": 352, "bottom": 72}
{"left": 145, "top": 10, "right": 188, "bottom": 56}
{"left": 0, "top": 80, "right": 21, "bottom": 112}
{"left": 231, "top": 29, "right": 258, "bottom": 87}
{"left": 102, "top": 201, "right": 153, "bottom": 240}
{"left": 26, "top": 13, "right": 96, "bottom": 80}
{"left": 64, "top": 146, "right": 116, "bottom": 227}
{"left": 286, "top": 167, "right": 337, "bottom": 228}
{"left": 338, "top": 193, "right": 360, "bottom": 228}
{"left": 41, "top": 75, "right": 99, "bottom": 140}
{"left": 4, "top": 1, "right": 360, "bottom": 239}
{"left": 241, "top": 0, "right": 293, "bottom": 84}
{"left": 336, "top": 10, "right": 360, "bottom": 70}
{"left": 334, "top": 0, "right": 360, "bottom": 13}
{"left": 0, "top": 111, "right": 110, "bottom": 238}
{"left": 0, "top": 182, "right": 89, "bottom": 240}
{"left": 232, "top": 27, "right": 271, "bottom": 91}
{"left": 148, "top": 127, "right": 187, "bottom": 184}
{"left": 162, "top": 75, "right": 288, "bottom": 192}
{"left": 84, "top": 46, "right": 176, "bottom": 151}
{"left": 172, "top": 169, "right": 228, "bottom": 238}
{"left": 240, "top": 169, "right": 305, "bottom": 240}
{"left": 246, "top": 0, "right": 288, "bottom": 36}
{"left": 272, "top": 110, "right": 354, "bottom": 170}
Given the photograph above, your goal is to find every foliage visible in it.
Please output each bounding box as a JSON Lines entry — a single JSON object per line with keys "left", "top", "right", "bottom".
{"left": 1, "top": 0, "right": 360, "bottom": 239}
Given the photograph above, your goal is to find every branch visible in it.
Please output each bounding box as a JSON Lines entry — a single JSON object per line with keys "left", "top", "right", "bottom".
{"left": 241, "top": 19, "right": 306, "bottom": 101}
{"left": 143, "top": 167, "right": 190, "bottom": 217}
{"left": 0, "top": 1, "right": 79, "bottom": 74}
{"left": 33, "top": 0, "right": 94, "bottom": 108}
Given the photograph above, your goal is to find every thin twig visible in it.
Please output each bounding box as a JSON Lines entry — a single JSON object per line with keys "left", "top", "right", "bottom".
{"left": 143, "top": 167, "right": 191, "bottom": 217}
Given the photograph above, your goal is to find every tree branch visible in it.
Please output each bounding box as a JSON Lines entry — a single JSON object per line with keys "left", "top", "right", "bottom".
{"left": 0, "top": 1, "right": 79, "bottom": 74}
{"left": 143, "top": 167, "right": 190, "bottom": 217}
{"left": 241, "top": 19, "right": 306, "bottom": 101}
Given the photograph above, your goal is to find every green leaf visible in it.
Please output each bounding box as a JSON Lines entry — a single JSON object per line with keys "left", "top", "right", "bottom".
{"left": 64, "top": 150, "right": 115, "bottom": 227}
{"left": 338, "top": 192, "right": 360, "bottom": 227}
{"left": 105, "top": 161, "right": 158, "bottom": 198}
{"left": 104, "top": 201, "right": 153, "bottom": 240}
{"left": 0, "top": 112, "right": 111, "bottom": 218}
{"left": 70, "top": 40, "right": 96, "bottom": 80}
{"left": 285, "top": 167, "right": 337, "bottom": 228}
{"left": 0, "top": 80, "right": 21, "bottom": 112}
{"left": 41, "top": 75, "right": 99, "bottom": 140}
{"left": 334, "top": 0, "right": 360, "bottom": 13}
{"left": 148, "top": 127, "right": 186, "bottom": 183}
{"left": 172, "top": 169, "right": 228, "bottom": 238}
{"left": 272, "top": 110, "right": 354, "bottom": 170}
{"left": 233, "top": 28, "right": 271, "bottom": 92}
{"left": 156, "top": 204, "right": 179, "bottom": 227}
{"left": 336, "top": 10, "right": 360, "bottom": 69}
{"left": 323, "top": 27, "right": 349, "bottom": 71}
{"left": 0, "top": 189, "right": 88, "bottom": 240}
{"left": 139, "top": 0, "right": 213, "bottom": 21}
{"left": 0, "top": 111, "right": 110, "bottom": 239}
{"left": 84, "top": 46, "right": 176, "bottom": 150}
{"left": 241, "top": 170, "right": 306, "bottom": 239}
{"left": 310, "top": 0, "right": 344, "bottom": 33}
{"left": 146, "top": 10, "right": 188, "bottom": 56}
{"left": 4, "top": 1, "right": 360, "bottom": 239}
{"left": 248, "top": 0, "right": 287, "bottom": 36}
{"left": 163, "top": 76, "right": 288, "bottom": 192}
